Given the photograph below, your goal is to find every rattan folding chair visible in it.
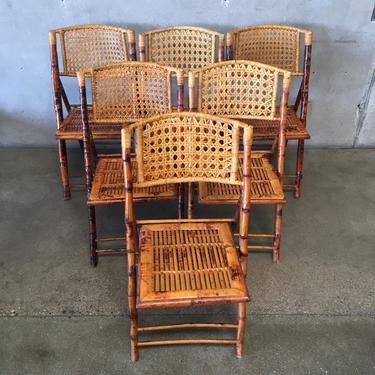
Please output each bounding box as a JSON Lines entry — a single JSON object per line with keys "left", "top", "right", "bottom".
{"left": 121, "top": 112, "right": 253, "bottom": 361}
{"left": 77, "top": 62, "right": 184, "bottom": 265}
{"left": 189, "top": 61, "right": 291, "bottom": 262}
{"left": 226, "top": 25, "right": 312, "bottom": 198}
{"left": 49, "top": 24, "right": 136, "bottom": 200}
{"left": 139, "top": 26, "right": 224, "bottom": 75}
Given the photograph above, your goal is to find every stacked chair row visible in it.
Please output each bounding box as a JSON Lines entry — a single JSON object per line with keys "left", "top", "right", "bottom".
{"left": 48, "top": 24, "right": 313, "bottom": 361}
{"left": 50, "top": 24, "right": 312, "bottom": 199}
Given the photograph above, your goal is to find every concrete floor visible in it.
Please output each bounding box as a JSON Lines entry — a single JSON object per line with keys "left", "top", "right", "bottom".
{"left": 0, "top": 147, "right": 374, "bottom": 374}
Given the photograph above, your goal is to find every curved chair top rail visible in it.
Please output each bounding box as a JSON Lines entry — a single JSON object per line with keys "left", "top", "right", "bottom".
{"left": 122, "top": 112, "right": 252, "bottom": 188}
{"left": 139, "top": 26, "right": 225, "bottom": 74}
{"left": 227, "top": 24, "right": 313, "bottom": 74}
{"left": 189, "top": 60, "right": 291, "bottom": 121}
{"left": 49, "top": 24, "right": 135, "bottom": 76}
{"left": 78, "top": 62, "right": 183, "bottom": 123}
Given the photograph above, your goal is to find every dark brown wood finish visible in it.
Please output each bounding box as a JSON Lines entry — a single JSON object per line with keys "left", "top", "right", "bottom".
{"left": 295, "top": 38, "right": 312, "bottom": 198}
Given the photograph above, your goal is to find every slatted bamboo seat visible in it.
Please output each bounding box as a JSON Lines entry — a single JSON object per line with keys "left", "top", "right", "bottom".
{"left": 137, "top": 221, "right": 248, "bottom": 308}
{"left": 89, "top": 157, "right": 176, "bottom": 205}
{"left": 198, "top": 152, "right": 284, "bottom": 204}
{"left": 226, "top": 25, "right": 312, "bottom": 197}
{"left": 139, "top": 26, "right": 224, "bottom": 75}
{"left": 49, "top": 24, "right": 136, "bottom": 199}
{"left": 78, "top": 62, "right": 184, "bottom": 265}
{"left": 56, "top": 107, "right": 123, "bottom": 140}
{"left": 121, "top": 112, "right": 253, "bottom": 361}
{"left": 246, "top": 107, "right": 309, "bottom": 140}
{"left": 189, "top": 60, "right": 291, "bottom": 262}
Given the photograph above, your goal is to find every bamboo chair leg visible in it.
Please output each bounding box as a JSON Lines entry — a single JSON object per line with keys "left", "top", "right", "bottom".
{"left": 129, "top": 272, "right": 139, "bottom": 361}
{"left": 295, "top": 139, "right": 305, "bottom": 199}
{"left": 236, "top": 302, "right": 246, "bottom": 358}
{"left": 88, "top": 205, "right": 98, "bottom": 266}
{"left": 57, "top": 139, "right": 71, "bottom": 200}
{"left": 272, "top": 204, "right": 283, "bottom": 263}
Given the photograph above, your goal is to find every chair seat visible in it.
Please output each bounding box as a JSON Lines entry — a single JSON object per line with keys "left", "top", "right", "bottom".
{"left": 56, "top": 107, "right": 124, "bottom": 140}
{"left": 89, "top": 157, "right": 177, "bottom": 205}
{"left": 136, "top": 221, "right": 249, "bottom": 309}
{"left": 246, "top": 107, "right": 309, "bottom": 140}
{"left": 198, "top": 151, "right": 285, "bottom": 204}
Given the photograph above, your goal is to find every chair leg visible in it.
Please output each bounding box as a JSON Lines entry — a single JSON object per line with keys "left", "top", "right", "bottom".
{"left": 128, "top": 274, "right": 139, "bottom": 361}
{"left": 272, "top": 204, "right": 283, "bottom": 263}
{"left": 57, "top": 139, "right": 71, "bottom": 200}
{"left": 88, "top": 205, "right": 98, "bottom": 266}
{"left": 295, "top": 139, "right": 305, "bottom": 199}
{"left": 236, "top": 302, "right": 246, "bottom": 358}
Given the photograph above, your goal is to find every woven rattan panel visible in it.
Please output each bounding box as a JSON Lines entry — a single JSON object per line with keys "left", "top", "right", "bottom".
{"left": 61, "top": 28, "right": 127, "bottom": 75}
{"left": 248, "top": 107, "right": 309, "bottom": 140}
{"left": 147, "top": 28, "right": 216, "bottom": 73}
{"left": 137, "top": 222, "right": 248, "bottom": 308}
{"left": 198, "top": 151, "right": 284, "bottom": 204}
{"left": 137, "top": 114, "right": 243, "bottom": 185}
{"left": 92, "top": 64, "right": 172, "bottom": 123}
{"left": 89, "top": 158, "right": 177, "bottom": 204}
{"left": 235, "top": 27, "right": 300, "bottom": 73}
{"left": 198, "top": 61, "right": 278, "bottom": 120}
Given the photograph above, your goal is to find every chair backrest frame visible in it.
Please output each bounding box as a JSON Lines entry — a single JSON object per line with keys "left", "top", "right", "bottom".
{"left": 139, "top": 26, "right": 225, "bottom": 74}
{"left": 49, "top": 24, "right": 136, "bottom": 130}
{"left": 77, "top": 62, "right": 184, "bottom": 194}
{"left": 226, "top": 25, "right": 312, "bottom": 126}
{"left": 189, "top": 60, "right": 291, "bottom": 179}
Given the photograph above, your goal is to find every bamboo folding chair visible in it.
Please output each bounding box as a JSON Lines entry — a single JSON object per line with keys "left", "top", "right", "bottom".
{"left": 189, "top": 61, "right": 291, "bottom": 262}
{"left": 49, "top": 24, "right": 136, "bottom": 200}
{"left": 121, "top": 112, "right": 253, "bottom": 361}
{"left": 139, "top": 26, "right": 224, "bottom": 75}
{"left": 226, "top": 25, "right": 312, "bottom": 198}
{"left": 77, "top": 62, "right": 184, "bottom": 266}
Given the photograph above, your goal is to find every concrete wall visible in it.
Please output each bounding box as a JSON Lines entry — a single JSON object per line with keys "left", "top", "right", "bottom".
{"left": 0, "top": 0, "right": 374, "bottom": 147}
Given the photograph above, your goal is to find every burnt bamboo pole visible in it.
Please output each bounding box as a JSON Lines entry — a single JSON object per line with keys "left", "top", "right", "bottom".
{"left": 49, "top": 30, "right": 71, "bottom": 200}
{"left": 78, "top": 71, "right": 97, "bottom": 266}
{"left": 236, "top": 125, "right": 252, "bottom": 358}
{"left": 139, "top": 34, "right": 145, "bottom": 62}
{"left": 138, "top": 323, "right": 237, "bottom": 332}
{"left": 138, "top": 339, "right": 237, "bottom": 347}
{"left": 177, "top": 70, "right": 186, "bottom": 218}
{"left": 128, "top": 31, "right": 137, "bottom": 61}
{"left": 226, "top": 32, "right": 234, "bottom": 60}
{"left": 277, "top": 72, "right": 291, "bottom": 181}
{"left": 295, "top": 31, "right": 312, "bottom": 199}
{"left": 122, "top": 127, "right": 139, "bottom": 362}
{"left": 238, "top": 126, "right": 252, "bottom": 276}
{"left": 272, "top": 203, "right": 283, "bottom": 263}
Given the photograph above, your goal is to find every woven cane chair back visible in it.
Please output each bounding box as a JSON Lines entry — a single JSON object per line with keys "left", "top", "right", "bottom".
{"left": 228, "top": 25, "right": 311, "bottom": 74}
{"left": 122, "top": 112, "right": 252, "bottom": 187}
{"left": 192, "top": 60, "right": 290, "bottom": 121}
{"left": 140, "top": 26, "right": 224, "bottom": 74}
{"left": 52, "top": 24, "right": 134, "bottom": 76}
{"left": 82, "top": 62, "right": 181, "bottom": 123}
